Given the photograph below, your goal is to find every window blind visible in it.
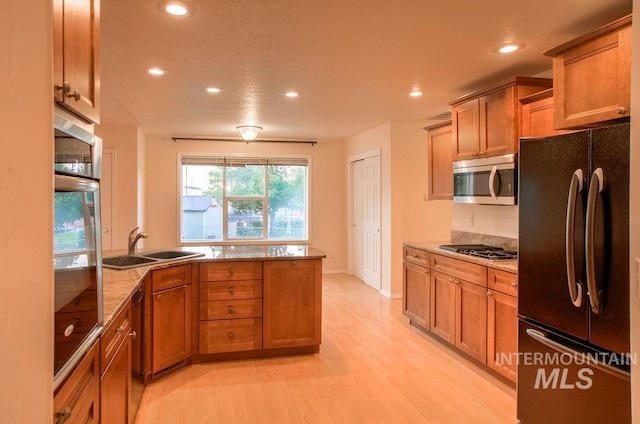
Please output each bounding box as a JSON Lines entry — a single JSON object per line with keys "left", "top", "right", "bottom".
{"left": 181, "top": 156, "right": 308, "bottom": 167}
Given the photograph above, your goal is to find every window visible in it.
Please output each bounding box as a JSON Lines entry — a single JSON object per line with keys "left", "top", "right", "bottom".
{"left": 180, "top": 155, "right": 309, "bottom": 243}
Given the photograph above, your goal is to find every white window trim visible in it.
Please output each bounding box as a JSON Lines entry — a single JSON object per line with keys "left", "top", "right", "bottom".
{"left": 177, "top": 152, "right": 312, "bottom": 246}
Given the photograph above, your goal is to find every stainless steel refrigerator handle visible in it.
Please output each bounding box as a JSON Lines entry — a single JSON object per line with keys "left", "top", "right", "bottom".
{"left": 585, "top": 168, "right": 604, "bottom": 314}
{"left": 526, "top": 328, "right": 630, "bottom": 381}
{"left": 565, "top": 169, "right": 584, "bottom": 307}
{"left": 489, "top": 165, "right": 498, "bottom": 199}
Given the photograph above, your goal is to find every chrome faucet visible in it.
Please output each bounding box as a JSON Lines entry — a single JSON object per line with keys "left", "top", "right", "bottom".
{"left": 128, "top": 227, "right": 148, "bottom": 255}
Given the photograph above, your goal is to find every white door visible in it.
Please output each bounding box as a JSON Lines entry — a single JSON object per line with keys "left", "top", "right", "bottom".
{"left": 353, "top": 155, "right": 381, "bottom": 290}
{"left": 101, "top": 149, "right": 115, "bottom": 251}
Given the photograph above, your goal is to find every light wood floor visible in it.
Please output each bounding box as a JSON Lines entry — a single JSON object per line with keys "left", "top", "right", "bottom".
{"left": 134, "top": 273, "right": 516, "bottom": 423}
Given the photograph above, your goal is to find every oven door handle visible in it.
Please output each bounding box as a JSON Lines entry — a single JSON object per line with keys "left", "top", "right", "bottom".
{"left": 489, "top": 166, "right": 498, "bottom": 200}
{"left": 565, "top": 169, "right": 584, "bottom": 307}
{"left": 526, "top": 328, "right": 629, "bottom": 381}
{"left": 585, "top": 167, "right": 604, "bottom": 314}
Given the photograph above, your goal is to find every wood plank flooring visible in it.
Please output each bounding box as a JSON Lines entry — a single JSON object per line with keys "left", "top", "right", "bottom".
{"left": 134, "top": 273, "right": 516, "bottom": 423}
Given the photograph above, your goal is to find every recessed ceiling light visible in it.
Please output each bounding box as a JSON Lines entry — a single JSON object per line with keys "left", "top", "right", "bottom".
{"left": 148, "top": 68, "right": 166, "bottom": 76}
{"left": 285, "top": 91, "right": 299, "bottom": 98}
{"left": 206, "top": 87, "right": 222, "bottom": 93}
{"left": 499, "top": 43, "right": 522, "bottom": 54}
{"left": 410, "top": 90, "right": 423, "bottom": 98}
{"left": 158, "top": 1, "right": 196, "bottom": 17}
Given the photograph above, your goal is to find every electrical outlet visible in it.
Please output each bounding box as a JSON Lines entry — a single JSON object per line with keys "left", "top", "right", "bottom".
{"left": 468, "top": 214, "right": 474, "bottom": 227}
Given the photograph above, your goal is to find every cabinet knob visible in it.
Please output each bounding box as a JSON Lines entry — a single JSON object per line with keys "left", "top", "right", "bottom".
{"left": 129, "top": 331, "right": 137, "bottom": 340}
{"left": 56, "top": 406, "right": 72, "bottom": 423}
{"left": 228, "top": 306, "right": 234, "bottom": 314}
{"left": 472, "top": 152, "right": 479, "bottom": 157}
{"left": 227, "top": 332, "right": 235, "bottom": 339}
{"left": 618, "top": 106, "right": 627, "bottom": 114}
{"left": 511, "top": 282, "right": 518, "bottom": 288}
{"left": 291, "top": 260, "right": 297, "bottom": 266}
{"left": 487, "top": 290, "right": 493, "bottom": 296}
{"left": 116, "top": 323, "right": 127, "bottom": 334}
{"left": 228, "top": 286, "right": 234, "bottom": 295}
{"left": 228, "top": 268, "right": 235, "bottom": 276}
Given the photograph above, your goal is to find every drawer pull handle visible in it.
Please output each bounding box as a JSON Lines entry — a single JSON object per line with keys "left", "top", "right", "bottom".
{"left": 63, "top": 324, "right": 75, "bottom": 338}
{"left": 228, "top": 268, "right": 235, "bottom": 276}
{"left": 56, "top": 406, "right": 72, "bottom": 423}
{"left": 291, "top": 260, "right": 297, "bottom": 266}
{"left": 228, "top": 306, "right": 234, "bottom": 314}
{"left": 73, "top": 297, "right": 80, "bottom": 306}
{"left": 228, "top": 287, "right": 234, "bottom": 295}
{"left": 228, "top": 332, "right": 234, "bottom": 339}
{"left": 116, "top": 324, "right": 127, "bottom": 334}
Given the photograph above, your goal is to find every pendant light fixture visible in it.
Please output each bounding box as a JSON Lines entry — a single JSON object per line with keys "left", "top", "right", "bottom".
{"left": 236, "top": 126, "right": 263, "bottom": 141}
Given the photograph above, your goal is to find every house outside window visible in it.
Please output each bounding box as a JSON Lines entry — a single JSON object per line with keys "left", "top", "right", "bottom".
{"left": 180, "top": 155, "right": 310, "bottom": 243}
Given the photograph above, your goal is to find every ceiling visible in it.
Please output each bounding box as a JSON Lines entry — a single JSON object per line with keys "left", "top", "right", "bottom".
{"left": 101, "top": 0, "right": 633, "bottom": 140}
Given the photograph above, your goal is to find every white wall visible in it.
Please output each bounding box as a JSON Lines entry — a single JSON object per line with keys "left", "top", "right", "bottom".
{"left": 143, "top": 135, "right": 347, "bottom": 273}
{"left": 452, "top": 204, "right": 518, "bottom": 239}
{"left": 346, "top": 122, "right": 453, "bottom": 298}
{"left": 0, "top": 2, "right": 53, "bottom": 422}
{"left": 630, "top": 1, "right": 639, "bottom": 422}
{"left": 95, "top": 124, "right": 143, "bottom": 251}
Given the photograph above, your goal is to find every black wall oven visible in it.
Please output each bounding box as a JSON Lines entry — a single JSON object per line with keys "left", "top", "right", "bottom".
{"left": 53, "top": 113, "right": 103, "bottom": 390}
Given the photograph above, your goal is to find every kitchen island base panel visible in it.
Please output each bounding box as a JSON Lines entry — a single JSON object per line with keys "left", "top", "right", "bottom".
{"left": 193, "top": 345, "right": 320, "bottom": 364}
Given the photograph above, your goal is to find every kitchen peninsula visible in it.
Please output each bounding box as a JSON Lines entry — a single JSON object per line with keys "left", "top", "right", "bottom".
{"left": 58, "top": 245, "right": 325, "bottom": 424}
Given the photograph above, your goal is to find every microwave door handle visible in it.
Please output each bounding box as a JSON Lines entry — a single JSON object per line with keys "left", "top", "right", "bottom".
{"left": 489, "top": 166, "right": 498, "bottom": 200}
{"left": 565, "top": 169, "right": 584, "bottom": 307}
{"left": 585, "top": 168, "right": 604, "bottom": 314}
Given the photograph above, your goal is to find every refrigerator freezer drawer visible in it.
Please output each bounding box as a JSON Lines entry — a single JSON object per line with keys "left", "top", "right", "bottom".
{"left": 517, "top": 320, "right": 630, "bottom": 424}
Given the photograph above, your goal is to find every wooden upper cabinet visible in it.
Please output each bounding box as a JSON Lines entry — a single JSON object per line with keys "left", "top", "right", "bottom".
{"left": 520, "top": 89, "right": 570, "bottom": 138}
{"left": 425, "top": 122, "right": 453, "bottom": 200}
{"left": 53, "top": 0, "right": 101, "bottom": 124}
{"left": 450, "top": 77, "right": 552, "bottom": 160}
{"left": 544, "top": 14, "right": 631, "bottom": 130}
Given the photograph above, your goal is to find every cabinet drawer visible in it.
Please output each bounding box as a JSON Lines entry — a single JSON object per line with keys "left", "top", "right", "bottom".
{"left": 55, "top": 310, "right": 99, "bottom": 335}
{"left": 200, "top": 280, "right": 262, "bottom": 301}
{"left": 199, "top": 318, "right": 262, "bottom": 354}
{"left": 430, "top": 254, "right": 487, "bottom": 287}
{"left": 56, "top": 289, "right": 98, "bottom": 314}
{"left": 200, "top": 261, "right": 262, "bottom": 282}
{"left": 488, "top": 268, "right": 518, "bottom": 297}
{"left": 100, "top": 304, "right": 131, "bottom": 375}
{"left": 152, "top": 264, "right": 192, "bottom": 292}
{"left": 403, "top": 246, "right": 430, "bottom": 267}
{"left": 200, "top": 299, "right": 263, "bottom": 320}
{"left": 54, "top": 341, "right": 100, "bottom": 424}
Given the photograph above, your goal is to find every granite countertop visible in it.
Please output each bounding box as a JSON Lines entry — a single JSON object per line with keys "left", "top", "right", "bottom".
{"left": 101, "top": 244, "right": 327, "bottom": 326}
{"left": 403, "top": 241, "right": 518, "bottom": 274}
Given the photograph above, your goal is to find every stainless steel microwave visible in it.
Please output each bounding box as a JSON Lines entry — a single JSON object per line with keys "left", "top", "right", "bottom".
{"left": 453, "top": 154, "right": 517, "bottom": 205}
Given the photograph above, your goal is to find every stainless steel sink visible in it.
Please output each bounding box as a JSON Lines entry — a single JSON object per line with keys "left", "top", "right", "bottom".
{"left": 141, "top": 250, "right": 201, "bottom": 260}
{"left": 103, "top": 250, "right": 204, "bottom": 270}
{"left": 103, "top": 255, "right": 158, "bottom": 269}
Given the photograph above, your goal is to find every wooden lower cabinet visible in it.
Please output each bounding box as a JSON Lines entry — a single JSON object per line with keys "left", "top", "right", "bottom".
{"left": 455, "top": 279, "right": 487, "bottom": 362}
{"left": 100, "top": 332, "right": 131, "bottom": 424}
{"left": 487, "top": 289, "right": 518, "bottom": 382}
{"left": 429, "top": 271, "right": 456, "bottom": 344}
{"left": 263, "top": 259, "right": 322, "bottom": 348}
{"left": 54, "top": 342, "right": 100, "bottom": 424}
{"left": 402, "top": 261, "right": 431, "bottom": 329}
{"left": 152, "top": 284, "right": 192, "bottom": 373}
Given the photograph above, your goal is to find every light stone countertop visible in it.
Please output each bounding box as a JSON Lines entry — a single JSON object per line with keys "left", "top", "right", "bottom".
{"left": 403, "top": 241, "right": 518, "bottom": 274}
{"left": 101, "top": 245, "right": 327, "bottom": 327}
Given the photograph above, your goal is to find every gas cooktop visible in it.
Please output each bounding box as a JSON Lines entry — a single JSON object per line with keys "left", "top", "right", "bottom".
{"left": 438, "top": 244, "right": 518, "bottom": 261}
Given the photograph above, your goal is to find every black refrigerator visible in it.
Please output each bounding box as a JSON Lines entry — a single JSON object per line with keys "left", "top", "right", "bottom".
{"left": 517, "top": 122, "right": 631, "bottom": 424}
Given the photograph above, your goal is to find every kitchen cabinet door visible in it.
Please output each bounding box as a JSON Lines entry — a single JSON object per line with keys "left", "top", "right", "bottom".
{"left": 487, "top": 290, "right": 517, "bottom": 382}
{"left": 263, "top": 259, "right": 322, "bottom": 349}
{"left": 429, "top": 271, "right": 456, "bottom": 345}
{"left": 452, "top": 98, "right": 480, "bottom": 160}
{"left": 100, "top": 332, "right": 131, "bottom": 424}
{"left": 545, "top": 15, "right": 631, "bottom": 129}
{"left": 403, "top": 261, "right": 431, "bottom": 329}
{"left": 455, "top": 279, "right": 487, "bottom": 363}
{"left": 53, "top": 0, "right": 100, "bottom": 123}
{"left": 152, "top": 284, "right": 192, "bottom": 373}
{"left": 426, "top": 122, "right": 453, "bottom": 200}
{"left": 480, "top": 87, "right": 516, "bottom": 157}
